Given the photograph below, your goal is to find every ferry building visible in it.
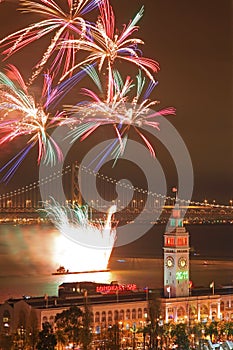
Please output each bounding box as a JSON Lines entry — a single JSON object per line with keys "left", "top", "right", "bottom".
{"left": 0, "top": 208, "right": 232, "bottom": 346}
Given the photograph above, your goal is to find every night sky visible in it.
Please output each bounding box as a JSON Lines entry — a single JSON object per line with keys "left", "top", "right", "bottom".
{"left": 0, "top": 0, "right": 232, "bottom": 205}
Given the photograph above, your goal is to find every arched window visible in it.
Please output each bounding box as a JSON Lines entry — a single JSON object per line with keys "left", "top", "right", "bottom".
{"left": 42, "top": 316, "right": 48, "bottom": 323}
{"left": 102, "top": 311, "right": 106, "bottom": 323}
{"left": 3, "top": 310, "right": 10, "bottom": 322}
{"left": 138, "top": 308, "right": 142, "bottom": 319}
{"left": 95, "top": 312, "right": 100, "bottom": 323}
{"left": 189, "top": 306, "right": 197, "bottom": 321}
{"left": 132, "top": 309, "right": 136, "bottom": 319}
{"left": 108, "top": 311, "right": 112, "bottom": 322}
{"left": 114, "top": 310, "right": 119, "bottom": 321}
{"left": 220, "top": 301, "right": 224, "bottom": 312}
{"left": 126, "top": 309, "right": 130, "bottom": 320}
{"left": 119, "top": 310, "right": 124, "bottom": 321}
{"left": 177, "top": 306, "right": 185, "bottom": 319}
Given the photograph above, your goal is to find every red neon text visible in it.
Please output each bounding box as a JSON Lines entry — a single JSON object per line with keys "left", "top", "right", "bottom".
{"left": 96, "top": 284, "right": 137, "bottom": 293}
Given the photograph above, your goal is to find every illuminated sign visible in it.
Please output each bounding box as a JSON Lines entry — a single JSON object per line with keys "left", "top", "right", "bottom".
{"left": 176, "top": 271, "right": 188, "bottom": 280}
{"left": 96, "top": 284, "right": 137, "bottom": 293}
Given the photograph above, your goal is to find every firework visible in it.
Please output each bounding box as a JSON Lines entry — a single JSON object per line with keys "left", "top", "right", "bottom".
{"left": 0, "top": 0, "right": 101, "bottom": 84}
{"left": 0, "top": 64, "right": 73, "bottom": 182}
{"left": 65, "top": 67, "right": 175, "bottom": 164}
{"left": 44, "top": 198, "right": 117, "bottom": 271}
{"left": 60, "top": 0, "right": 159, "bottom": 102}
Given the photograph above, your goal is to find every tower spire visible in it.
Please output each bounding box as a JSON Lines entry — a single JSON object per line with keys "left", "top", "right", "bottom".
{"left": 163, "top": 188, "right": 190, "bottom": 298}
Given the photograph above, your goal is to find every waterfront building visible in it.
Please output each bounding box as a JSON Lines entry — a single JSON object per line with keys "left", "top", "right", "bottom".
{"left": 0, "top": 212, "right": 232, "bottom": 348}
{"left": 0, "top": 284, "right": 233, "bottom": 336}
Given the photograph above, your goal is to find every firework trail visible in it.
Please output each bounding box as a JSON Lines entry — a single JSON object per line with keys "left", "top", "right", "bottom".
{"left": 64, "top": 66, "right": 175, "bottom": 165}
{"left": 0, "top": 0, "right": 101, "bottom": 84}
{"left": 44, "top": 198, "right": 117, "bottom": 271}
{"left": 60, "top": 0, "right": 159, "bottom": 102}
{"left": 0, "top": 64, "right": 75, "bottom": 182}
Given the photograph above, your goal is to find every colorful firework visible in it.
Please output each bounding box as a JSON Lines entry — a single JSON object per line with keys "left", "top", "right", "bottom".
{"left": 0, "top": 0, "right": 101, "bottom": 84}
{"left": 0, "top": 64, "right": 73, "bottom": 182}
{"left": 44, "top": 198, "right": 117, "bottom": 271}
{"left": 60, "top": 0, "right": 159, "bottom": 102}
{"left": 65, "top": 67, "right": 175, "bottom": 163}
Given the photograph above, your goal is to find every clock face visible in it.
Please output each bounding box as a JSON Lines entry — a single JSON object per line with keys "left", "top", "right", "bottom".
{"left": 166, "top": 256, "right": 174, "bottom": 268}
{"left": 178, "top": 257, "right": 187, "bottom": 269}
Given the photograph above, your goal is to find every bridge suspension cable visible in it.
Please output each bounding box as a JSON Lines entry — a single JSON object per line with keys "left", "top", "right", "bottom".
{"left": 0, "top": 162, "right": 232, "bottom": 211}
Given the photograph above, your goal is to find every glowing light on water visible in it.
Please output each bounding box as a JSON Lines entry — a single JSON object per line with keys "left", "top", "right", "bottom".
{"left": 45, "top": 200, "right": 117, "bottom": 272}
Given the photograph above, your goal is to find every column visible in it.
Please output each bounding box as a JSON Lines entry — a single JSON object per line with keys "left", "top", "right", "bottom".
{"left": 209, "top": 304, "right": 212, "bottom": 321}
{"left": 173, "top": 307, "right": 177, "bottom": 322}
{"left": 165, "top": 306, "right": 169, "bottom": 323}
{"left": 217, "top": 302, "right": 220, "bottom": 320}
{"left": 197, "top": 302, "right": 200, "bottom": 322}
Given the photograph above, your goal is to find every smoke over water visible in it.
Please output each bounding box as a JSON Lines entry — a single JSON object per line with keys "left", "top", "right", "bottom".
{"left": 0, "top": 224, "right": 71, "bottom": 276}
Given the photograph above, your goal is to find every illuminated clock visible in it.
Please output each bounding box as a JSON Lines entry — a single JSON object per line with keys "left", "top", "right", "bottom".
{"left": 178, "top": 257, "right": 187, "bottom": 269}
{"left": 166, "top": 256, "right": 174, "bottom": 268}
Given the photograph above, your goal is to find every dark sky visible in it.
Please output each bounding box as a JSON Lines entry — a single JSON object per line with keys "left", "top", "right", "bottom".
{"left": 0, "top": 0, "right": 232, "bottom": 205}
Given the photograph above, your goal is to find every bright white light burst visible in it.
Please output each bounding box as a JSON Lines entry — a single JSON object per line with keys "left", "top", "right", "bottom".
{"left": 45, "top": 200, "right": 117, "bottom": 272}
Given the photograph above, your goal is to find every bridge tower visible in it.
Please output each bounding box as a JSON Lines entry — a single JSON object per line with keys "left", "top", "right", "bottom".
{"left": 71, "top": 162, "right": 82, "bottom": 205}
{"left": 163, "top": 204, "right": 190, "bottom": 298}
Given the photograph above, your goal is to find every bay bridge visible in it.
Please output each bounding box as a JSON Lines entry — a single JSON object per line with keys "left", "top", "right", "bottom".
{"left": 0, "top": 162, "right": 232, "bottom": 225}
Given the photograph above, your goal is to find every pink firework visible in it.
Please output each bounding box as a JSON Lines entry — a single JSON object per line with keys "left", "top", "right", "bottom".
{"left": 60, "top": 0, "right": 159, "bottom": 102}
{"left": 0, "top": 65, "right": 72, "bottom": 182}
{"left": 65, "top": 68, "right": 175, "bottom": 161}
{"left": 0, "top": 0, "right": 101, "bottom": 84}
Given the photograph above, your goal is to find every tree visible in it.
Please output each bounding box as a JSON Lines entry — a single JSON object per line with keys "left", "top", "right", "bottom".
{"left": 147, "top": 290, "right": 163, "bottom": 350}
{"left": 37, "top": 322, "right": 57, "bottom": 350}
{"left": 55, "top": 305, "right": 83, "bottom": 348}
{"left": 171, "top": 323, "right": 190, "bottom": 350}
{"left": 80, "top": 300, "right": 93, "bottom": 350}
{"left": 55, "top": 328, "right": 68, "bottom": 350}
{"left": 205, "top": 321, "right": 218, "bottom": 342}
{"left": 27, "top": 309, "right": 39, "bottom": 350}
{"left": 189, "top": 322, "right": 204, "bottom": 345}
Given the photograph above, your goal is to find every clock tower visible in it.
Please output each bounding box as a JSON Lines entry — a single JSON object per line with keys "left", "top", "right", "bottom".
{"left": 164, "top": 203, "right": 190, "bottom": 298}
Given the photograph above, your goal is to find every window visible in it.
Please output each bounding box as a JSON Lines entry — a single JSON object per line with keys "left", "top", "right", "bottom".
{"left": 101, "top": 311, "right": 106, "bottom": 323}
{"left": 126, "top": 309, "right": 130, "bottom": 320}
{"left": 114, "top": 310, "right": 119, "bottom": 321}
{"left": 95, "top": 312, "right": 100, "bottom": 323}
{"left": 108, "top": 311, "right": 112, "bottom": 322}
{"left": 132, "top": 309, "right": 136, "bottom": 319}
{"left": 138, "top": 308, "right": 142, "bottom": 319}
{"left": 119, "top": 310, "right": 124, "bottom": 321}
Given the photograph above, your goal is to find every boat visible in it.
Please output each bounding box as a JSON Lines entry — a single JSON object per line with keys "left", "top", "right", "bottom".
{"left": 55, "top": 266, "right": 68, "bottom": 274}
{"left": 52, "top": 266, "right": 110, "bottom": 275}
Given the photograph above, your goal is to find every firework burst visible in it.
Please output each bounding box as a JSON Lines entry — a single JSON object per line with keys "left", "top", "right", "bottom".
{"left": 0, "top": 0, "right": 101, "bottom": 84}
{"left": 64, "top": 67, "right": 175, "bottom": 164}
{"left": 44, "top": 198, "right": 117, "bottom": 271}
{"left": 60, "top": 0, "right": 159, "bottom": 102}
{"left": 0, "top": 64, "right": 72, "bottom": 182}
